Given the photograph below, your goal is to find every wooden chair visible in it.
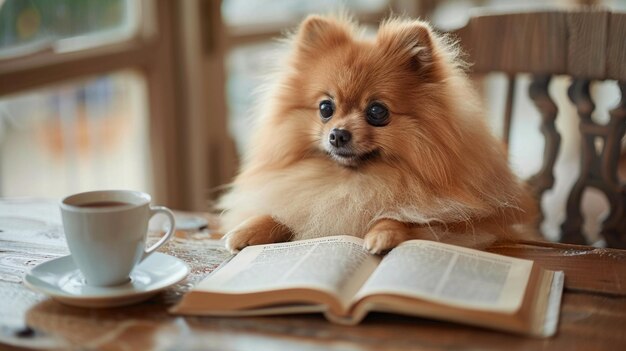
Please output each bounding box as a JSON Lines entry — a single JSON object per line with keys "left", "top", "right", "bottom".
{"left": 451, "top": 8, "right": 626, "bottom": 248}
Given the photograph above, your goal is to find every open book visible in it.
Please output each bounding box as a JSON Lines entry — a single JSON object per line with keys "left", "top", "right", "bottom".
{"left": 171, "top": 236, "right": 564, "bottom": 337}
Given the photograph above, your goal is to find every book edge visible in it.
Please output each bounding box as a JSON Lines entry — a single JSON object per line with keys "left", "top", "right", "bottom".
{"left": 172, "top": 304, "right": 328, "bottom": 317}
{"left": 541, "top": 270, "right": 565, "bottom": 337}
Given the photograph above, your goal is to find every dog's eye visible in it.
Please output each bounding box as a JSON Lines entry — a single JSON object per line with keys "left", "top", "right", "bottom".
{"left": 366, "top": 102, "right": 389, "bottom": 126}
{"left": 319, "top": 100, "right": 334, "bottom": 120}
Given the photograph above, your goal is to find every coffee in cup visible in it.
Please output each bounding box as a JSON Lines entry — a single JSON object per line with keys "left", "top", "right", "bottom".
{"left": 60, "top": 190, "right": 176, "bottom": 286}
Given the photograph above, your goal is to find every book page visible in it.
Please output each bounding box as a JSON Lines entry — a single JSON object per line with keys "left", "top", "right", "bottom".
{"left": 196, "top": 236, "right": 380, "bottom": 303}
{"left": 355, "top": 240, "right": 533, "bottom": 312}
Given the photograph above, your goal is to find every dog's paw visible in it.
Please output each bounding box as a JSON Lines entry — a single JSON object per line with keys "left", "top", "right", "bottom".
{"left": 364, "top": 228, "right": 404, "bottom": 254}
{"left": 223, "top": 215, "right": 292, "bottom": 254}
{"left": 363, "top": 219, "right": 412, "bottom": 254}
{"left": 224, "top": 225, "right": 261, "bottom": 254}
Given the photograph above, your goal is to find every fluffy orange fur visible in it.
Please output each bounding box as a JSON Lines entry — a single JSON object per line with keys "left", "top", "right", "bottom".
{"left": 218, "top": 15, "right": 537, "bottom": 253}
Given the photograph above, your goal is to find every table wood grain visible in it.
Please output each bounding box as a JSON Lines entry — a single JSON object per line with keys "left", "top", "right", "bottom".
{"left": 1, "top": 199, "right": 625, "bottom": 351}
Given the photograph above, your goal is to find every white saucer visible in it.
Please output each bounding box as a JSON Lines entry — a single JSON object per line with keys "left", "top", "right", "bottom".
{"left": 23, "top": 252, "right": 189, "bottom": 308}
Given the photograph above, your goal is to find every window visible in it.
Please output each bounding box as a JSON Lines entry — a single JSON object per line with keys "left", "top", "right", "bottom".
{"left": 0, "top": 71, "right": 150, "bottom": 197}
{"left": 0, "top": 0, "right": 139, "bottom": 58}
{"left": 0, "top": 0, "right": 186, "bottom": 208}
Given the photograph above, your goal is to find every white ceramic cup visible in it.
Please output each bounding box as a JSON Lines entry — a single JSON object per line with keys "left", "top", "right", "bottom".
{"left": 60, "top": 190, "right": 176, "bottom": 287}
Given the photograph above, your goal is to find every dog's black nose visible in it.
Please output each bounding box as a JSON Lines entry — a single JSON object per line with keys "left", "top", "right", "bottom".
{"left": 329, "top": 129, "right": 352, "bottom": 148}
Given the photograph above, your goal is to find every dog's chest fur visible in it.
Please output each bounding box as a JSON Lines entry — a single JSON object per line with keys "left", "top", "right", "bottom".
{"left": 219, "top": 159, "right": 433, "bottom": 240}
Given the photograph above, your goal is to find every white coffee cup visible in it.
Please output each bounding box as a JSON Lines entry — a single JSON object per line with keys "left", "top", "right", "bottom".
{"left": 60, "top": 190, "right": 176, "bottom": 286}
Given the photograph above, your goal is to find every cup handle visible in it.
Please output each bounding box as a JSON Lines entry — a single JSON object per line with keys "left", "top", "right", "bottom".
{"left": 141, "top": 206, "right": 176, "bottom": 262}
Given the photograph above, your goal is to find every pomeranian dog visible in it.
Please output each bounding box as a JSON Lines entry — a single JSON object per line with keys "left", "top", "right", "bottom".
{"left": 218, "top": 14, "right": 536, "bottom": 254}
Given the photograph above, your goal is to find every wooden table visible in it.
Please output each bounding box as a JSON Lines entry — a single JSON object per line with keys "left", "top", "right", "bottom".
{"left": 1, "top": 199, "right": 626, "bottom": 351}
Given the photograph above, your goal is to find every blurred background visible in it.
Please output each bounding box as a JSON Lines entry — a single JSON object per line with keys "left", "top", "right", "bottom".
{"left": 0, "top": 0, "right": 625, "bottom": 244}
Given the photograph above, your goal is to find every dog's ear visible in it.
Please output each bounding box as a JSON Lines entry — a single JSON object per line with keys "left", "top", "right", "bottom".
{"left": 377, "top": 20, "right": 435, "bottom": 71}
{"left": 295, "top": 15, "right": 351, "bottom": 55}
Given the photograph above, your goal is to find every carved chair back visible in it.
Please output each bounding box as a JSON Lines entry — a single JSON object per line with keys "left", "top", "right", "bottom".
{"left": 452, "top": 9, "right": 626, "bottom": 248}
